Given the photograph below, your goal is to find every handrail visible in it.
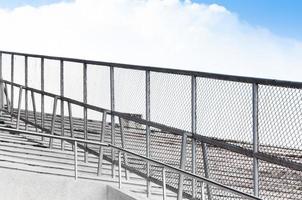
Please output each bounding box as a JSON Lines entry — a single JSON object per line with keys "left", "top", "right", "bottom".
{"left": 2, "top": 79, "right": 302, "bottom": 172}
{"left": 0, "top": 126, "right": 262, "bottom": 200}
{"left": 0, "top": 50, "right": 301, "bottom": 89}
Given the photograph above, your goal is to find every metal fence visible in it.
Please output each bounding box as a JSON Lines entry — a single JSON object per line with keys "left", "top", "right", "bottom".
{"left": 0, "top": 50, "right": 301, "bottom": 199}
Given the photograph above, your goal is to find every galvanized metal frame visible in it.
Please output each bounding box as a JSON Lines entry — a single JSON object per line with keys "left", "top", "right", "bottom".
{"left": 118, "top": 117, "right": 129, "bottom": 180}
{"left": 97, "top": 111, "right": 107, "bottom": 176}
{"left": 1, "top": 50, "right": 301, "bottom": 89}
{"left": 0, "top": 126, "right": 261, "bottom": 200}
{"left": 177, "top": 132, "right": 188, "bottom": 200}
{"left": 83, "top": 63, "right": 88, "bottom": 162}
{"left": 16, "top": 86, "right": 23, "bottom": 130}
{"left": 10, "top": 54, "right": 14, "bottom": 119}
{"left": 110, "top": 66, "right": 116, "bottom": 178}
{"left": 41, "top": 58, "right": 45, "bottom": 136}
{"left": 49, "top": 96, "right": 58, "bottom": 149}
{"left": 24, "top": 56, "right": 28, "bottom": 130}
{"left": 3, "top": 79, "right": 302, "bottom": 172}
{"left": 146, "top": 70, "right": 151, "bottom": 197}
{"left": 1, "top": 50, "right": 302, "bottom": 200}
{"left": 60, "top": 59, "right": 65, "bottom": 150}
{"left": 0, "top": 53, "right": 3, "bottom": 112}
{"left": 252, "top": 83, "right": 259, "bottom": 196}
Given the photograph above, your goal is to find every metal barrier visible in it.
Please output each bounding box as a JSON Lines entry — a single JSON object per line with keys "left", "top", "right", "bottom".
{"left": 0, "top": 126, "right": 261, "bottom": 200}
{"left": 0, "top": 50, "right": 301, "bottom": 199}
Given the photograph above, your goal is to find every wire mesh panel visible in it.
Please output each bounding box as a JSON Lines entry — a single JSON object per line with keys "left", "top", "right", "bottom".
{"left": 259, "top": 160, "right": 302, "bottom": 200}
{"left": 150, "top": 72, "right": 191, "bottom": 131}
{"left": 259, "top": 85, "right": 302, "bottom": 165}
{"left": 27, "top": 57, "right": 41, "bottom": 90}
{"left": 1, "top": 53, "right": 11, "bottom": 81}
{"left": 64, "top": 61, "right": 83, "bottom": 102}
{"left": 12, "top": 55, "right": 25, "bottom": 86}
{"left": 87, "top": 65, "right": 110, "bottom": 110}
{"left": 196, "top": 78, "right": 253, "bottom": 147}
{"left": 44, "top": 59, "right": 60, "bottom": 96}
{"left": 206, "top": 145, "right": 254, "bottom": 198}
{"left": 119, "top": 118, "right": 147, "bottom": 173}
{"left": 115, "top": 68, "right": 145, "bottom": 118}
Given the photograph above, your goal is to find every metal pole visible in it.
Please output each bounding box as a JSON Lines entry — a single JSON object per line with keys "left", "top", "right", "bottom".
{"left": 10, "top": 54, "right": 14, "bottom": 118}
{"left": 4, "top": 83, "right": 10, "bottom": 110}
{"left": 162, "top": 167, "right": 167, "bottom": 200}
{"left": 198, "top": 78, "right": 212, "bottom": 200}
{"left": 252, "top": 83, "right": 259, "bottom": 196}
{"left": 25, "top": 56, "right": 28, "bottom": 130}
{"left": 201, "top": 143, "right": 212, "bottom": 199}
{"left": 60, "top": 59, "right": 65, "bottom": 150}
{"left": 110, "top": 66, "right": 116, "bottom": 178}
{"left": 191, "top": 76, "right": 197, "bottom": 197}
{"left": 97, "top": 111, "right": 107, "bottom": 176}
{"left": 177, "top": 132, "right": 188, "bottom": 200}
{"left": 68, "top": 102, "right": 74, "bottom": 149}
{"left": 41, "top": 58, "right": 45, "bottom": 136}
{"left": 74, "top": 141, "right": 78, "bottom": 180}
{"left": 0, "top": 53, "right": 3, "bottom": 113}
{"left": 146, "top": 70, "right": 151, "bottom": 197}
{"left": 16, "top": 86, "right": 23, "bottom": 130}
{"left": 31, "top": 91, "right": 38, "bottom": 132}
{"left": 49, "top": 96, "right": 58, "bottom": 149}
{"left": 83, "top": 63, "right": 88, "bottom": 162}
{"left": 201, "top": 181, "right": 205, "bottom": 200}
{"left": 119, "top": 117, "right": 129, "bottom": 180}
{"left": 118, "top": 150, "right": 122, "bottom": 189}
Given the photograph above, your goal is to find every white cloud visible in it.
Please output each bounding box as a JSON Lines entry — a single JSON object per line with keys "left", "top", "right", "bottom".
{"left": 0, "top": 0, "right": 302, "bottom": 81}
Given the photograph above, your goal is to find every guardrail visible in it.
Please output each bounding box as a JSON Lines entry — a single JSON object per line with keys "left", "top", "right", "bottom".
{"left": 0, "top": 50, "right": 301, "bottom": 199}
{"left": 0, "top": 126, "right": 261, "bottom": 200}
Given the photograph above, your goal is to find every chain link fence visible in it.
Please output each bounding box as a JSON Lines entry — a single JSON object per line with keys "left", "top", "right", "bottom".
{"left": 0, "top": 51, "right": 301, "bottom": 199}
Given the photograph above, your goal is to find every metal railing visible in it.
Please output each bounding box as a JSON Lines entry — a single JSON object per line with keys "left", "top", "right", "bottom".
{"left": 0, "top": 126, "right": 261, "bottom": 200}
{"left": 0, "top": 50, "right": 301, "bottom": 199}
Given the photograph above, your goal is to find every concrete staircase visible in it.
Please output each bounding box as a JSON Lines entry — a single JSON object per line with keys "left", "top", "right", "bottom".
{"left": 0, "top": 112, "right": 178, "bottom": 200}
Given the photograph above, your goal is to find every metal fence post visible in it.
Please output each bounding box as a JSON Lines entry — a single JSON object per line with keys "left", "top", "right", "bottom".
{"left": 191, "top": 75, "right": 197, "bottom": 197}
{"left": 10, "top": 54, "right": 14, "bottom": 118}
{"left": 16, "top": 86, "right": 23, "bottom": 130}
{"left": 74, "top": 141, "right": 78, "bottom": 180}
{"left": 41, "top": 58, "right": 45, "bottom": 137}
{"left": 83, "top": 63, "right": 88, "bottom": 162}
{"left": 25, "top": 56, "right": 28, "bottom": 130}
{"left": 146, "top": 70, "right": 151, "bottom": 197}
{"left": 0, "top": 53, "right": 3, "bottom": 113}
{"left": 68, "top": 102, "right": 74, "bottom": 149}
{"left": 252, "top": 83, "right": 259, "bottom": 197}
{"left": 31, "top": 91, "right": 38, "bottom": 132}
{"left": 49, "top": 96, "right": 58, "bottom": 149}
{"left": 201, "top": 181, "right": 205, "bottom": 200}
{"left": 110, "top": 66, "right": 116, "bottom": 178}
{"left": 4, "top": 83, "right": 10, "bottom": 110}
{"left": 119, "top": 117, "right": 129, "bottom": 180}
{"left": 97, "top": 111, "right": 107, "bottom": 176}
{"left": 177, "top": 132, "right": 188, "bottom": 200}
{"left": 162, "top": 167, "right": 167, "bottom": 200}
{"left": 196, "top": 78, "right": 212, "bottom": 200}
{"left": 118, "top": 150, "right": 122, "bottom": 189}
{"left": 60, "top": 59, "right": 65, "bottom": 150}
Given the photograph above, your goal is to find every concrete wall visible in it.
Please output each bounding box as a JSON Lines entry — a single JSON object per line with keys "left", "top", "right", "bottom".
{"left": 0, "top": 168, "right": 143, "bottom": 200}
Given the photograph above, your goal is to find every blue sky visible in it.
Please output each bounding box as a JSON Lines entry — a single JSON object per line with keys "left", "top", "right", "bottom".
{"left": 196, "top": 0, "right": 302, "bottom": 41}
{"left": 0, "top": 0, "right": 300, "bottom": 41}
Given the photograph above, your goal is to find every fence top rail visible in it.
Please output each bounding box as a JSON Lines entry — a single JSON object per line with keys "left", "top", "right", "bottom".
{"left": 0, "top": 126, "right": 261, "bottom": 200}
{"left": 0, "top": 50, "right": 301, "bottom": 89}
